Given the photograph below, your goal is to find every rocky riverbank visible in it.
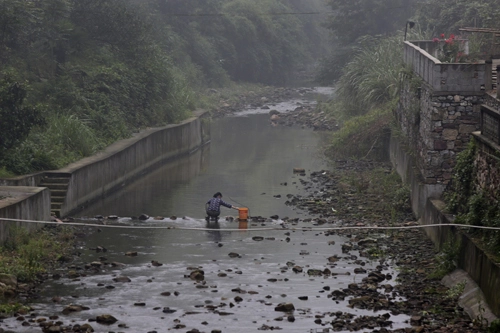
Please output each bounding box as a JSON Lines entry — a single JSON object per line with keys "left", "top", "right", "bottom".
{"left": 283, "top": 166, "right": 487, "bottom": 332}
{"left": 209, "top": 86, "right": 337, "bottom": 131}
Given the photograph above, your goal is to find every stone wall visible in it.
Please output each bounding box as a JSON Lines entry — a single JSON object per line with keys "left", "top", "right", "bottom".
{"left": 398, "top": 80, "right": 483, "bottom": 185}
{"left": 396, "top": 40, "right": 500, "bottom": 319}
{"left": 398, "top": 41, "right": 488, "bottom": 186}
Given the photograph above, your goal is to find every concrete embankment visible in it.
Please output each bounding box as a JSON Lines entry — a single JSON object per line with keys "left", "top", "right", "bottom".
{"left": 0, "top": 187, "right": 51, "bottom": 243}
{"left": 0, "top": 110, "right": 210, "bottom": 241}
{"left": 390, "top": 135, "right": 500, "bottom": 320}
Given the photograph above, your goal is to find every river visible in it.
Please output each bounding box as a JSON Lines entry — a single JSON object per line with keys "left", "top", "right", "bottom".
{"left": 2, "top": 87, "right": 411, "bottom": 333}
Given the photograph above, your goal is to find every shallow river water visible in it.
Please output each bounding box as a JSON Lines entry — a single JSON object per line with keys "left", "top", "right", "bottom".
{"left": 2, "top": 88, "right": 411, "bottom": 333}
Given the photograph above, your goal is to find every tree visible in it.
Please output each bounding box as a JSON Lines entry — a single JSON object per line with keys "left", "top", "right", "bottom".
{"left": 325, "top": 0, "right": 415, "bottom": 44}
{"left": 0, "top": 75, "right": 43, "bottom": 161}
{"left": 413, "top": 0, "right": 500, "bottom": 35}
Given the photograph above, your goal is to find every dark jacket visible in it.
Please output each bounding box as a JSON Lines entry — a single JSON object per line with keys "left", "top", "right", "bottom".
{"left": 206, "top": 197, "right": 232, "bottom": 213}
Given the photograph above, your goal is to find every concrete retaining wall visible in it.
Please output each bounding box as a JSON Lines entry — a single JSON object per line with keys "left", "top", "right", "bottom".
{"left": 59, "top": 110, "right": 210, "bottom": 216}
{"left": 0, "top": 186, "right": 51, "bottom": 243}
{"left": 390, "top": 134, "right": 500, "bottom": 317}
{"left": 0, "top": 110, "right": 210, "bottom": 228}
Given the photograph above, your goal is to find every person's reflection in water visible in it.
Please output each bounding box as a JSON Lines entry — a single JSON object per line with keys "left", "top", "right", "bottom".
{"left": 205, "top": 220, "right": 222, "bottom": 243}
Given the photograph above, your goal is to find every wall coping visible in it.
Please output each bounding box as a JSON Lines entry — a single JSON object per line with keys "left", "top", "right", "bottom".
{"left": 404, "top": 40, "right": 441, "bottom": 63}
{"left": 404, "top": 40, "right": 486, "bottom": 93}
{"left": 59, "top": 110, "right": 208, "bottom": 173}
{"left": 0, "top": 186, "right": 46, "bottom": 209}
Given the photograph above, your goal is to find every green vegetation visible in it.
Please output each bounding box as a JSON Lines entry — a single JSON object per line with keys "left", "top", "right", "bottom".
{"left": 444, "top": 141, "right": 500, "bottom": 255}
{"left": 413, "top": 0, "right": 500, "bottom": 36}
{"left": 490, "top": 319, "right": 500, "bottom": 333}
{"left": 0, "top": 0, "right": 328, "bottom": 175}
{"left": 0, "top": 226, "right": 74, "bottom": 282}
{"left": 445, "top": 140, "right": 477, "bottom": 213}
{"left": 335, "top": 166, "right": 413, "bottom": 222}
{"left": 0, "top": 302, "right": 31, "bottom": 316}
{"left": 445, "top": 279, "right": 466, "bottom": 300}
{"left": 318, "top": 0, "right": 498, "bottom": 161}
{"left": 428, "top": 239, "right": 461, "bottom": 280}
{"left": 320, "top": 36, "right": 404, "bottom": 160}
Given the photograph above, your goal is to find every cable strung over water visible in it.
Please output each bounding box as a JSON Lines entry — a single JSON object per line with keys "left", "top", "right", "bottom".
{"left": 1, "top": 217, "right": 500, "bottom": 232}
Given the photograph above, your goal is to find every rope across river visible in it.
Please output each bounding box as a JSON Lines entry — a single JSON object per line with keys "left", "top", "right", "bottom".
{"left": 1, "top": 217, "right": 500, "bottom": 232}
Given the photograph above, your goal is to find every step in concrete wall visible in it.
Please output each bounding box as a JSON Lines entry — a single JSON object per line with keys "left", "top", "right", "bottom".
{"left": 0, "top": 110, "right": 210, "bottom": 238}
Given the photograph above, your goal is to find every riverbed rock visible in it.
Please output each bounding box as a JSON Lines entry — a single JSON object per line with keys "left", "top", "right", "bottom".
{"left": 138, "top": 214, "right": 149, "bottom": 220}
{"left": 110, "top": 261, "right": 126, "bottom": 267}
{"left": 96, "top": 314, "right": 118, "bottom": 324}
{"left": 67, "top": 270, "right": 80, "bottom": 279}
{"left": 327, "top": 255, "right": 339, "bottom": 263}
{"left": 62, "top": 304, "right": 89, "bottom": 314}
{"left": 358, "top": 238, "right": 377, "bottom": 246}
{"left": 341, "top": 243, "right": 353, "bottom": 253}
{"left": 274, "top": 302, "right": 295, "bottom": 312}
{"left": 80, "top": 323, "right": 94, "bottom": 332}
{"left": 113, "top": 276, "right": 131, "bottom": 283}
{"left": 45, "top": 325, "right": 62, "bottom": 332}
{"left": 307, "top": 269, "right": 322, "bottom": 276}
{"left": 95, "top": 246, "right": 107, "bottom": 252}
{"left": 189, "top": 270, "right": 205, "bottom": 281}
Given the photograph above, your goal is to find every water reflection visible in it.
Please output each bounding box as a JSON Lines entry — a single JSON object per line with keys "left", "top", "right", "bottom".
{"left": 75, "top": 113, "right": 328, "bottom": 220}
{"left": 205, "top": 221, "right": 222, "bottom": 242}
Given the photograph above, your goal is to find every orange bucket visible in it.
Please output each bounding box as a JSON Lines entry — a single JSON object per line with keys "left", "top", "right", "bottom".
{"left": 238, "top": 207, "right": 249, "bottom": 221}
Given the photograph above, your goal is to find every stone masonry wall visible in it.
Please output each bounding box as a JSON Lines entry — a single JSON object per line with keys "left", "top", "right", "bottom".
{"left": 398, "top": 81, "right": 484, "bottom": 185}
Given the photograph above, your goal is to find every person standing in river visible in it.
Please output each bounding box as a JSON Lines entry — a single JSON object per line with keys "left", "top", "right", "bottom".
{"left": 205, "top": 192, "right": 239, "bottom": 221}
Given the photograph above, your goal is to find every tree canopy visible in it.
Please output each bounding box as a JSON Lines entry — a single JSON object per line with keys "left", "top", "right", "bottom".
{"left": 0, "top": 0, "right": 328, "bottom": 175}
